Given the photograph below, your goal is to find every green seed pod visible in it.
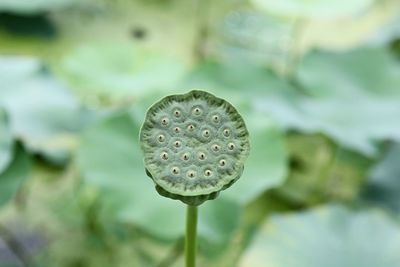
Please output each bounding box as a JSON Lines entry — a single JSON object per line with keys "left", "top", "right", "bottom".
{"left": 140, "top": 90, "right": 250, "bottom": 205}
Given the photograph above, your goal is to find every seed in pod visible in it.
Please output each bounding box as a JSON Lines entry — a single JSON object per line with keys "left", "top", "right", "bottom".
{"left": 139, "top": 90, "right": 250, "bottom": 206}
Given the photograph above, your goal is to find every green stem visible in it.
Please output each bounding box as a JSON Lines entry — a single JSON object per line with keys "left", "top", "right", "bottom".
{"left": 185, "top": 205, "right": 198, "bottom": 267}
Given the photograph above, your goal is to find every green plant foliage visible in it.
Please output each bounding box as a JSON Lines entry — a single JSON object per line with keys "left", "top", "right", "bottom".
{"left": 184, "top": 61, "right": 294, "bottom": 98}
{"left": 298, "top": 47, "right": 400, "bottom": 97}
{"left": 0, "top": 109, "right": 13, "bottom": 174}
{"left": 250, "top": 0, "right": 374, "bottom": 18}
{"left": 363, "top": 143, "right": 400, "bottom": 212}
{"left": 0, "top": 0, "right": 78, "bottom": 14}
{"left": 0, "top": 56, "right": 89, "bottom": 164}
{"left": 0, "top": 144, "right": 31, "bottom": 207}
{"left": 239, "top": 205, "right": 400, "bottom": 267}
{"left": 59, "top": 43, "right": 186, "bottom": 100}
{"left": 220, "top": 11, "right": 292, "bottom": 68}
{"left": 275, "top": 134, "right": 371, "bottom": 206}
{"left": 1, "top": 1, "right": 400, "bottom": 266}
{"left": 78, "top": 112, "right": 241, "bottom": 247}
{"left": 256, "top": 48, "right": 400, "bottom": 156}
{"left": 198, "top": 197, "right": 241, "bottom": 256}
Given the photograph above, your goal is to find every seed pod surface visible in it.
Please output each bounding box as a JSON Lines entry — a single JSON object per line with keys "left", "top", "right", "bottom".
{"left": 140, "top": 90, "right": 250, "bottom": 205}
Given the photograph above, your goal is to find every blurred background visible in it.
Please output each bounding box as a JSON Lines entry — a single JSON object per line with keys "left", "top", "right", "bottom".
{"left": 1, "top": 0, "right": 400, "bottom": 266}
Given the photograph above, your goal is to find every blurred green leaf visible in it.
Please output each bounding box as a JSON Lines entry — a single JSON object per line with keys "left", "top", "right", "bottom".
{"left": 256, "top": 48, "right": 400, "bottom": 156}
{"left": 239, "top": 205, "right": 400, "bottom": 267}
{"left": 184, "top": 61, "right": 294, "bottom": 96}
{"left": 367, "top": 17, "right": 400, "bottom": 47}
{"left": 220, "top": 11, "right": 292, "bottom": 68}
{"left": 0, "top": 144, "right": 31, "bottom": 207}
{"left": 250, "top": 0, "right": 374, "bottom": 19}
{"left": 0, "top": 0, "right": 78, "bottom": 14}
{"left": 276, "top": 134, "right": 371, "bottom": 206}
{"left": 77, "top": 112, "right": 143, "bottom": 189}
{"left": 256, "top": 95, "right": 400, "bottom": 156}
{"left": 78, "top": 112, "right": 241, "bottom": 247}
{"left": 199, "top": 197, "right": 241, "bottom": 256}
{"left": 363, "top": 143, "right": 400, "bottom": 213}
{"left": 59, "top": 43, "right": 186, "bottom": 100}
{"left": 0, "top": 56, "right": 89, "bottom": 164}
{"left": 0, "top": 109, "right": 13, "bottom": 174}
{"left": 298, "top": 48, "right": 400, "bottom": 97}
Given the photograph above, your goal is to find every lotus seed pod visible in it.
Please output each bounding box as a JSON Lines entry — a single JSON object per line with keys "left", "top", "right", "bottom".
{"left": 139, "top": 90, "right": 250, "bottom": 206}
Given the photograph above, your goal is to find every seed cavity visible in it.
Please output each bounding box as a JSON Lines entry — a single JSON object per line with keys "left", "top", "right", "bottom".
{"left": 158, "top": 134, "right": 165, "bottom": 142}
{"left": 223, "top": 129, "right": 230, "bottom": 137}
{"left": 204, "top": 169, "right": 213, "bottom": 177}
{"left": 187, "top": 170, "right": 196, "bottom": 178}
{"left": 174, "top": 140, "right": 182, "bottom": 148}
{"left": 174, "top": 127, "right": 181, "bottom": 133}
{"left": 212, "top": 115, "right": 220, "bottom": 123}
{"left": 161, "top": 117, "right": 169, "bottom": 126}
{"left": 171, "top": 167, "right": 180, "bottom": 175}
{"left": 173, "top": 109, "right": 181, "bottom": 117}
{"left": 212, "top": 144, "right": 220, "bottom": 152}
{"left": 228, "top": 143, "right": 235, "bottom": 150}
{"left": 198, "top": 152, "right": 206, "bottom": 160}
{"left": 161, "top": 152, "right": 169, "bottom": 160}
{"left": 182, "top": 153, "right": 190, "bottom": 161}
{"left": 192, "top": 107, "right": 202, "bottom": 116}
{"left": 219, "top": 159, "right": 226, "bottom": 166}
{"left": 202, "top": 129, "right": 211, "bottom": 138}
{"left": 187, "top": 124, "right": 195, "bottom": 131}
